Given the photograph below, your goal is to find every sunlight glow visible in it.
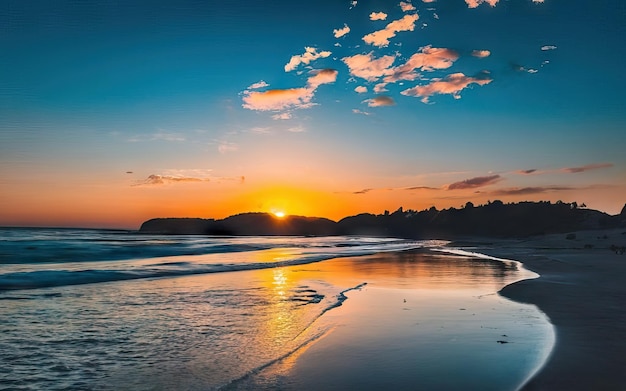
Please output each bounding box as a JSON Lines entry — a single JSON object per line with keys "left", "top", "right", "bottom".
{"left": 273, "top": 211, "right": 286, "bottom": 218}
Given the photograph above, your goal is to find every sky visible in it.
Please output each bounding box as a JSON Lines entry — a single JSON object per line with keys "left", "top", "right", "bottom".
{"left": 1, "top": 0, "right": 625, "bottom": 229}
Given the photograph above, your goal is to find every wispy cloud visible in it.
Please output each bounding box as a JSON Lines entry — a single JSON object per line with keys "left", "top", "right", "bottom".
{"left": 249, "top": 127, "right": 272, "bottom": 134}
{"left": 471, "top": 50, "right": 491, "bottom": 58}
{"left": 370, "top": 12, "right": 388, "bottom": 21}
{"left": 133, "top": 174, "right": 206, "bottom": 186}
{"left": 218, "top": 141, "right": 239, "bottom": 154}
{"left": 404, "top": 185, "right": 439, "bottom": 191}
{"left": 541, "top": 45, "right": 557, "bottom": 51}
{"left": 362, "top": 14, "right": 419, "bottom": 47}
{"left": 284, "top": 47, "right": 332, "bottom": 72}
{"left": 333, "top": 24, "right": 351, "bottom": 38}
{"left": 353, "top": 188, "right": 373, "bottom": 194}
{"left": 491, "top": 186, "right": 572, "bottom": 196}
{"left": 272, "top": 112, "right": 292, "bottom": 120}
{"left": 561, "top": 163, "right": 613, "bottom": 173}
{"left": 287, "top": 125, "right": 306, "bottom": 133}
{"left": 352, "top": 109, "right": 372, "bottom": 115}
{"left": 363, "top": 96, "right": 395, "bottom": 107}
{"left": 447, "top": 174, "right": 502, "bottom": 190}
{"left": 516, "top": 169, "right": 538, "bottom": 175}
{"left": 247, "top": 80, "right": 269, "bottom": 89}
{"left": 401, "top": 72, "right": 493, "bottom": 103}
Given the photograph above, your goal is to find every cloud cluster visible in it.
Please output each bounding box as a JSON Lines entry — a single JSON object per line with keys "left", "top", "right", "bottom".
{"left": 133, "top": 174, "right": 206, "bottom": 186}
{"left": 363, "top": 14, "right": 419, "bottom": 47}
{"left": 465, "top": 0, "right": 499, "bottom": 7}
{"left": 401, "top": 72, "right": 492, "bottom": 103}
{"left": 342, "top": 52, "right": 396, "bottom": 81}
{"left": 284, "top": 47, "right": 331, "bottom": 72}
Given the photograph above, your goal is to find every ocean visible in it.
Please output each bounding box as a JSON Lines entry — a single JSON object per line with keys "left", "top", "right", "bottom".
{"left": 0, "top": 228, "right": 554, "bottom": 390}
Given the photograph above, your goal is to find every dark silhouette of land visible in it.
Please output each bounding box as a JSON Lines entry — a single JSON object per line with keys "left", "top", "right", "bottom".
{"left": 139, "top": 200, "right": 625, "bottom": 238}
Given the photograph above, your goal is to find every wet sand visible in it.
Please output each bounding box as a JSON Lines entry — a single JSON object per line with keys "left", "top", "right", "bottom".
{"left": 472, "top": 228, "right": 626, "bottom": 390}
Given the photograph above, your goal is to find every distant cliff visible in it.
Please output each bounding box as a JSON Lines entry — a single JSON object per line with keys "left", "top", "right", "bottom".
{"left": 139, "top": 201, "right": 623, "bottom": 238}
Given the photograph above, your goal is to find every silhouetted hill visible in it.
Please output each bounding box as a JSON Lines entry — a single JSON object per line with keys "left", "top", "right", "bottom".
{"left": 139, "top": 201, "right": 622, "bottom": 238}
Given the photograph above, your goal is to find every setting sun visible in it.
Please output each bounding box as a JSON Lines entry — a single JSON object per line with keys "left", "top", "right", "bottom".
{"left": 273, "top": 211, "right": 286, "bottom": 218}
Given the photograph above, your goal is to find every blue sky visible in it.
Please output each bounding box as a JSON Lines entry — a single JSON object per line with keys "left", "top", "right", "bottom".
{"left": 1, "top": 0, "right": 625, "bottom": 228}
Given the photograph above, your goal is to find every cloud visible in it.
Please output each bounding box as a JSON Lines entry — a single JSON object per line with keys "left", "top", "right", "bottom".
{"left": 422, "top": 0, "right": 436, "bottom": 2}
{"left": 533, "top": 0, "right": 544, "bottom": 3}
{"left": 272, "top": 112, "right": 292, "bottom": 120}
{"left": 447, "top": 175, "right": 502, "bottom": 190}
{"left": 284, "top": 47, "right": 332, "bottom": 72}
{"left": 516, "top": 169, "right": 538, "bottom": 175}
{"left": 350, "top": 1, "right": 358, "bottom": 9}
{"left": 354, "top": 86, "right": 368, "bottom": 93}
{"left": 353, "top": 188, "right": 373, "bottom": 194}
{"left": 384, "top": 46, "right": 459, "bottom": 83}
{"left": 471, "top": 50, "right": 491, "bottom": 58}
{"left": 242, "top": 88, "right": 315, "bottom": 111}
{"left": 370, "top": 12, "right": 388, "bottom": 21}
{"left": 362, "top": 14, "right": 419, "bottom": 47}
{"left": 248, "top": 80, "right": 269, "bottom": 89}
{"left": 133, "top": 174, "right": 207, "bottom": 186}
{"left": 465, "top": 0, "right": 499, "bottom": 8}
{"left": 250, "top": 127, "right": 272, "bottom": 134}
{"left": 401, "top": 72, "right": 492, "bottom": 103}
{"left": 352, "top": 109, "right": 372, "bottom": 115}
{"left": 218, "top": 141, "right": 239, "bottom": 154}
{"left": 333, "top": 24, "right": 351, "bottom": 38}
{"left": 561, "top": 163, "right": 613, "bottom": 173}
{"left": 287, "top": 125, "right": 306, "bottom": 133}
{"left": 307, "top": 68, "right": 338, "bottom": 89}
{"left": 541, "top": 45, "right": 557, "bottom": 51}
{"left": 363, "top": 96, "right": 395, "bottom": 107}
{"left": 491, "top": 186, "right": 572, "bottom": 196}
{"left": 342, "top": 52, "right": 396, "bottom": 81}
{"left": 399, "top": 1, "right": 416, "bottom": 12}
{"left": 404, "top": 185, "right": 439, "bottom": 190}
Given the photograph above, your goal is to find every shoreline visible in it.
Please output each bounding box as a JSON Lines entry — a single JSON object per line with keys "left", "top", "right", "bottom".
{"left": 465, "top": 228, "right": 626, "bottom": 390}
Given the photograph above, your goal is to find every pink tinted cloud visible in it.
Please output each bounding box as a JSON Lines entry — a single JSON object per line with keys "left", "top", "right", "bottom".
{"left": 401, "top": 72, "right": 492, "bottom": 103}
{"left": 342, "top": 52, "right": 396, "bottom": 81}
{"left": 370, "top": 12, "right": 387, "bottom": 21}
{"left": 471, "top": 50, "right": 491, "bottom": 58}
{"left": 362, "top": 14, "right": 419, "bottom": 47}
{"left": 399, "top": 2, "right": 416, "bottom": 12}
{"left": 242, "top": 88, "right": 314, "bottom": 111}
{"left": 447, "top": 175, "right": 502, "bottom": 190}
{"left": 465, "top": 0, "right": 499, "bottom": 8}
{"left": 561, "top": 163, "right": 613, "bottom": 173}
{"left": 385, "top": 46, "right": 458, "bottom": 82}
{"left": 307, "top": 68, "right": 338, "bottom": 88}
{"left": 363, "top": 96, "right": 395, "bottom": 107}
{"left": 354, "top": 86, "right": 368, "bottom": 93}
{"left": 333, "top": 24, "right": 351, "bottom": 38}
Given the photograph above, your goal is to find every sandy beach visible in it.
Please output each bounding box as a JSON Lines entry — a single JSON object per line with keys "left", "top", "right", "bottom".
{"left": 475, "top": 228, "right": 626, "bottom": 390}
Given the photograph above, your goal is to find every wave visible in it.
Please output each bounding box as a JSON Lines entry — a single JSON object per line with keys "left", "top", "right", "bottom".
{"left": 0, "top": 237, "right": 437, "bottom": 291}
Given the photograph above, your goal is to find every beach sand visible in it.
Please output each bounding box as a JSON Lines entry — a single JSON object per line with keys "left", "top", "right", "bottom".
{"left": 476, "top": 228, "right": 626, "bottom": 390}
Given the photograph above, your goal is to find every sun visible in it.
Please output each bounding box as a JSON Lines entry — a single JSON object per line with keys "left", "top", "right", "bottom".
{"left": 272, "top": 211, "right": 286, "bottom": 218}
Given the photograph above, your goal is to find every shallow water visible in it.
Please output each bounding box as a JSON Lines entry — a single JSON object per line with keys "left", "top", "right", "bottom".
{"left": 0, "top": 229, "right": 553, "bottom": 390}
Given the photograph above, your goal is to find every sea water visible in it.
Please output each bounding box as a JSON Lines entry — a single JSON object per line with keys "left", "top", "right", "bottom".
{"left": 0, "top": 228, "right": 553, "bottom": 390}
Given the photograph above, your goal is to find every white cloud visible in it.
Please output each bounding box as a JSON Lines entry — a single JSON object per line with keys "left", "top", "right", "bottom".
{"left": 399, "top": 1, "right": 416, "bottom": 12}
{"left": 342, "top": 52, "right": 396, "bottom": 81}
{"left": 370, "top": 12, "right": 388, "bottom": 21}
{"left": 352, "top": 109, "right": 372, "bottom": 116}
{"left": 272, "top": 112, "right": 292, "bottom": 120}
{"left": 362, "top": 14, "right": 419, "bottom": 47}
{"left": 401, "top": 72, "right": 493, "bottom": 103}
{"left": 541, "top": 45, "right": 557, "bottom": 51}
{"left": 284, "top": 47, "right": 332, "bottom": 72}
{"left": 250, "top": 127, "right": 272, "bottom": 134}
{"left": 354, "top": 86, "right": 368, "bottom": 93}
{"left": 287, "top": 125, "right": 306, "bottom": 133}
{"left": 248, "top": 80, "right": 269, "bottom": 89}
{"left": 334, "top": 24, "right": 351, "bottom": 38}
